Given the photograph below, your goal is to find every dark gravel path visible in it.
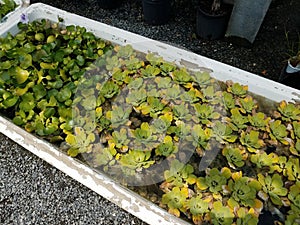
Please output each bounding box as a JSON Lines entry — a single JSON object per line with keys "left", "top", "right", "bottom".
{"left": 1, "top": 0, "right": 299, "bottom": 225}
{"left": 0, "top": 134, "right": 146, "bottom": 225}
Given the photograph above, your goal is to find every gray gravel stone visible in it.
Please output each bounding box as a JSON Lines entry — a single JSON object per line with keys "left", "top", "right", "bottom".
{"left": 0, "top": 133, "right": 147, "bottom": 225}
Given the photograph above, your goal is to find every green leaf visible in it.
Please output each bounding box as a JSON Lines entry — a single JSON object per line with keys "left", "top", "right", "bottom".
{"left": 186, "top": 196, "right": 209, "bottom": 215}
{"left": 15, "top": 66, "right": 29, "bottom": 84}
{"left": 33, "top": 83, "right": 47, "bottom": 100}
{"left": 54, "top": 49, "right": 65, "bottom": 62}
{"left": 19, "top": 54, "right": 32, "bottom": 69}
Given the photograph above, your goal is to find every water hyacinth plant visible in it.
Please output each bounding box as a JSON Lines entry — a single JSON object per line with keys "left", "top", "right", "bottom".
{"left": 1, "top": 18, "right": 300, "bottom": 225}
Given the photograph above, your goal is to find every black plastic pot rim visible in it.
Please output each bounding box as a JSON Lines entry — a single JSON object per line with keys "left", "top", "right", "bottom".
{"left": 197, "top": 7, "right": 229, "bottom": 18}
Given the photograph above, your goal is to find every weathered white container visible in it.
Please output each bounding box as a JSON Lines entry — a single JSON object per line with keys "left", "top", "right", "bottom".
{"left": 0, "top": 3, "right": 300, "bottom": 225}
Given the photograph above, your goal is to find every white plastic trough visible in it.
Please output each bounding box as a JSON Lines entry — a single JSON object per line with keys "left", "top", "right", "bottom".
{"left": 1, "top": 3, "right": 300, "bottom": 225}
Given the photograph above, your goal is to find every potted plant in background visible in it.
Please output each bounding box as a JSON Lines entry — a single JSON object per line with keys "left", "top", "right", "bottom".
{"left": 196, "top": 0, "right": 233, "bottom": 40}
{"left": 142, "top": 0, "right": 172, "bottom": 25}
{"left": 279, "top": 33, "right": 300, "bottom": 89}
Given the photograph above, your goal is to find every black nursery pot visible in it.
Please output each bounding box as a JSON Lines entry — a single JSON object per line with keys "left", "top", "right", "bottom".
{"left": 98, "top": 0, "right": 122, "bottom": 9}
{"left": 142, "top": 0, "right": 171, "bottom": 25}
{"left": 278, "top": 63, "right": 300, "bottom": 90}
{"left": 196, "top": 7, "right": 231, "bottom": 40}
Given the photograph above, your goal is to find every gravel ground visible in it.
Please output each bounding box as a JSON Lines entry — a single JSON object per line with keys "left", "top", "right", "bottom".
{"left": 1, "top": 0, "right": 300, "bottom": 225}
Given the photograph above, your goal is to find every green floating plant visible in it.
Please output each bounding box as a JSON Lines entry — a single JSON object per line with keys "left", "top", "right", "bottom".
{"left": 202, "top": 85, "right": 219, "bottom": 103}
{"left": 227, "top": 108, "right": 248, "bottom": 131}
{"left": 114, "top": 44, "right": 134, "bottom": 59}
{"left": 161, "top": 186, "right": 189, "bottom": 217}
{"left": 127, "top": 77, "right": 144, "bottom": 90}
{"left": 155, "top": 135, "right": 177, "bottom": 157}
{"left": 210, "top": 201, "right": 234, "bottom": 225}
{"left": 192, "top": 71, "right": 212, "bottom": 87}
{"left": 186, "top": 124, "right": 212, "bottom": 150}
{"left": 0, "top": 89, "right": 19, "bottom": 109}
{"left": 180, "top": 88, "right": 201, "bottom": 103}
{"left": 151, "top": 113, "right": 172, "bottom": 134}
{"left": 155, "top": 76, "right": 172, "bottom": 89}
{"left": 284, "top": 157, "right": 300, "bottom": 181}
{"left": 194, "top": 103, "right": 220, "bottom": 125}
{"left": 66, "top": 127, "right": 96, "bottom": 157}
{"left": 212, "top": 121, "right": 238, "bottom": 144}
{"left": 167, "top": 121, "right": 191, "bottom": 141}
{"left": 173, "top": 104, "right": 192, "bottom": 121}
{"left": 109, "top": 128, "right": 130, "bottom": 151}
{"left": 105, "top": 55, "right": 121, "bottom": 71}
{"left": 268, "top": 120, "right": 289, "bottom": 145}
{"left": 131, "top": 122, "right": 157, "bottom": 148}
{"left": 291, "top": 122, "right": 300, "bottom": 155}
{"left": 92, "top": 144, "right": 117, "bottom": 169}
{"left": 164, "top": 84, "right": 182, "bottom": 100}
{"left": 222, "top": 146, "right": 247, "bottom": 168}
{"left": 288, "top": 181, "right": 300, "bottom": 214}
{"left": 238, "top": 96, "right": 257, "bottom": 114}
{"left": 258, "top": 173, "right": 288, "bottom": 206}
{"left": 126, "top": 88, "right": 147, "bottom": 106}
{"left": 172, "top": 68, "right": 193, "bottom": 88}
{"left": 160, "top": 62, "right": 176, "bottom": 76}
{"left": 124, "top": 57, "right": 144, "bottom": 71}
{"left": 112, "top": 69, "right": 130, "bottom": 85}
{"left": 118, "top": 149, "right": 155, "bottom": 175}
{"left": 30, "top": 110, "right": 60, "bottom": 136}
{"left": 185, "top": 194, "right": 209, "bottom": 216}
{"left": 185, "top": 194, "right": 209, "bottom": 224}
{"left": 286, "top": 214, "right": 300, "bottom": 225}
{"left": 107, "top": 105, "right": 131, "bottom": 128}
{"left": 240, "top": 130, "right": 265, "bottom": 153}
{"left": 277, "top": 100, "right": 300, "bottom": 121}
{"left": 290, "top": 139, "right": 300, "bottom": 156}
{"left": 228, "top": 172, "right": 262, "bottom": 208}
{"left": 145, "top": 53, "right": 164, "bottom": 66}
{"left": 138, "top": 96, "right": 166, "bottom": 117}
{"left": 292, "top": 121, "right": 300, "bottom": 139}
{"left": 269, "top": 155, "right": 285, "bottom": 174}
{"left": 163, "top": 159, "right": 197, "bottom": 189}
{"left": 248, "top": 112, "right": 270, "bottom": 130}
{"left": 222, "top": 92, "right": 236, "bottom": 110}
{"left": 99, "top": 80, "right": 120, "bottom": 99}
{"left": 250, "top": 152, "right": 277, "bottom": 169}
{"left": 236, "top": 208, "right": 259, "bottom": 225}
{"left": 227, "top": 81, "right": 248, "bottom": 97}
{"left": 141, "top": 64, "right": 161, "bottom": 77}
{"left": 197, "top": 167, "right": 231, "bottom": 193}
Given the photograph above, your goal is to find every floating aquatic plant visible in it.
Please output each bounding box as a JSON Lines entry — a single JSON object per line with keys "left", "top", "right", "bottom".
{"left": 210, "top": 201, "right": 234, "bottom": 225}
{"left": 228, "top": 172, "right": 262, "bottom": 209}
{"left": 227, "top": 81, "right": 248, "bottom": 97}
{"left": 196, "top": 167, "right": 231, "bottom": 193}
{"left": 240, "top": 130, "right": 265, "bottom": 153}
{"left": 161, "top": 186, "right": 189, "bottom": 217}
{"left": 222, "top": 146, "right": 247, "bottom": 168}
{"left": 258, "top": 173, "right": 288, "bottom": 206}
{"left": 277, "top": 100, "right": 300, "bottom": 121}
